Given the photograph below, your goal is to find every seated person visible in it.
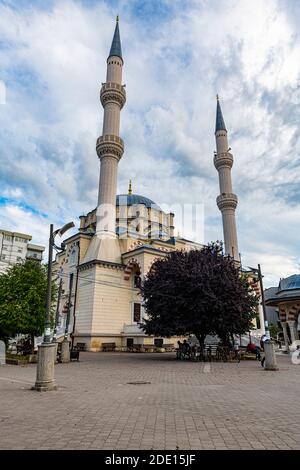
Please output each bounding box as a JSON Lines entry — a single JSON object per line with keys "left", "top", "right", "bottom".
{"left": 182, "top": 339, "right": 191, "bottom": 357}
{"left": 176, "top": 340, "right": 183, "bottom": 359}
{"left": 246, "top": 342, "right": 261, "bottom": 359}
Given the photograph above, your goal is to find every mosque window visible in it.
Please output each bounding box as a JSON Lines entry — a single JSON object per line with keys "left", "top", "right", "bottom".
{"left": 134, "top": 273, "right": 141, "bottom": 288}
{"left": 133, "top": 303, "right": 141, "bottom": 323}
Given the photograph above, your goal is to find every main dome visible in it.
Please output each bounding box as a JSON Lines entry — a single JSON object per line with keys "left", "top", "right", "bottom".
{"left": 116, "top": 194, "right": 160, "bottom": 210}
{"left": 278, "top": 274, "right": 300, "bottom": 291}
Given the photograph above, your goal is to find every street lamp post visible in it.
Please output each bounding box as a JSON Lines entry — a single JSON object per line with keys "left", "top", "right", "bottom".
{"left": 53, "top": 276, "right": 63, "bottom": 342}
{"left": 33, "top": 221, "right": 75, "bottom": 391}
{"left": 257, "top": 264, "right": 269, "bottom": 338}
{"left": 249, "top": 264, "right": 278, "bottom": 371}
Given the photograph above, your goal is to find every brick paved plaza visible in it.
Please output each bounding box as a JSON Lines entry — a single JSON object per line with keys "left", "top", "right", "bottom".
{"left": 0, "top": 352, "right": 299, "bottom": 450}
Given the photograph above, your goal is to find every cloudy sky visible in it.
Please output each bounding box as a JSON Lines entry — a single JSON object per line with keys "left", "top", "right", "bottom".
{"left": 0, "top": 0, "right": 299, "bottom": 286}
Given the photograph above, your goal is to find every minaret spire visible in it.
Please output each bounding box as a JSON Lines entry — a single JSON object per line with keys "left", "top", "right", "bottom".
{"left": 214, "top": 97, "right": 239, "bottom": 262}
{"left": 215, "top": 95, "right": 227, "bottom": 133}
{"left": 108, "top": 15, "right": 122, "bottom": 61}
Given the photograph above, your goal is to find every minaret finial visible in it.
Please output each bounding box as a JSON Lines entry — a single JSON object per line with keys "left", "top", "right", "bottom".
{"left": 116, "top": 15, "right": 119, "bottom": 22}
{"left": 128, "top": 179, "right": 132, "bottom": 195}
{"left": 216, "top": 93, "right": 219, "bottom": 101}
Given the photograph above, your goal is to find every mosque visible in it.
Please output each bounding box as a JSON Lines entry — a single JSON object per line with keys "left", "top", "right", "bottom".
{"left": 53, "top": 18, "right": 247, "bottom": 351}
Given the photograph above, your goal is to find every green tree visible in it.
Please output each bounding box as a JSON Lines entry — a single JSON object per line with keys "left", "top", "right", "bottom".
{"left": 0, "top": 260, "right": 56, "bottom": 351}
{"left": 140, "top": 242, "right": 258, "bottom": 348}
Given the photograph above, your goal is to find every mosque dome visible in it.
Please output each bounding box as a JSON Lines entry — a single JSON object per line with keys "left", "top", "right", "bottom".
{"left": 278, "top": 274, "right": 300, "bottom": 292}
{"left": 116, "top": 194, "right": 161, "bottom": 210}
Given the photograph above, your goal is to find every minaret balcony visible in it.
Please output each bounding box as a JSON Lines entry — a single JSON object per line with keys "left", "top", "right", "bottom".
{"left": 214, "top": 152, "right": 233, "bottom": 170}
{"left": 96, "top": 134, "right": 124, "bottom": 160}
{"left": 100, "top": 82, "right": 126, "bottom": 108}
{"left": 216, "top": 193, "right": 238, "bottom": 211}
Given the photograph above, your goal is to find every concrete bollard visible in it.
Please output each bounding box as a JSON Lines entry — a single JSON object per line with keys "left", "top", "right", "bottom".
{"left": 33, "top": 343, "right": 57, "bottom": 391}
{"left": 264, "top": 341, "right": 279, "bottom": 371}
{"left": 61, "top": 338, "right": 71, "bottom": 363}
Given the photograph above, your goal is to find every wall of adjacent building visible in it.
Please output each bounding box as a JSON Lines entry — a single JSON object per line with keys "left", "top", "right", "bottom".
{"left": 0, "top": 230, "right": 44, "bottom": 274}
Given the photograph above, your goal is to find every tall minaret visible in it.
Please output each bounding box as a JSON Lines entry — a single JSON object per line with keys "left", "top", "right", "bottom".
{"left": 214, "top": 96, "right": 239, "bottom": 262}
{"left": 85, "top": 17, "right": 126, "bottom": 263}
{"left": 96, "top": 16, "right": 126, "bottom": 237}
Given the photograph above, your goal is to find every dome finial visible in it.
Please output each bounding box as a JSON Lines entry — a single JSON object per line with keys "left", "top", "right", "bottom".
{"left": 128, "top": 179, "right": 132, "bottom": 195}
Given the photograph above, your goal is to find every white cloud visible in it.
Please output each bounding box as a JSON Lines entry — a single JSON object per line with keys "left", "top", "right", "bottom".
{"left": 0, "top": 0, "right": 299, "bottom": 286}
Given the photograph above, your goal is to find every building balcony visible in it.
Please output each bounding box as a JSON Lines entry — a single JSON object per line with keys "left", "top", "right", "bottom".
{"left": 216, "top": 193, "right": 238, "bottom": 211}
{"left": 26, "top": 252, "right": 43, "bottom": 261}
{"left": 214, "top": 152, "right": 233, "bottom": 170}
{"left": 100, "top": 82, "right": 126, "bottom": 108}
{"left": 96, "top": 134, "right": 124, "bottom": 160}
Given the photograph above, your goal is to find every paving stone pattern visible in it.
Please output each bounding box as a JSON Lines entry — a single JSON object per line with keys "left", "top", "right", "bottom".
{"left": 0, "top": 353, "right": 299, "bottom": 450}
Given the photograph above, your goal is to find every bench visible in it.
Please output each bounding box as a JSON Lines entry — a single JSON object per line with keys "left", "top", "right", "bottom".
{"left": 76, "top": 342, "right": 86, "bottom": 351}
{"left": 143, "top": 345, "right": 154, "bottom": 352}
{"left": 162, "top": 344, "right": 175, "bottom": 352}
{"left": 102, "top": 342, "right": 116, "bottom": 352}
{"left": 127, "top": 344, "right": 143, "bottom": 352}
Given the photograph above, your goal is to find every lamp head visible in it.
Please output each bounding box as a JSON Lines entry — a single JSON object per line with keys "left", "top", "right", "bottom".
{"left": 59, "top": 221, "right": 75, "bottom": 236}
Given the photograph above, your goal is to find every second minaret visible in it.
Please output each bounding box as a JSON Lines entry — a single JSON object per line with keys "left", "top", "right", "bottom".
{"left": 214, "top": 97, "right": 239, "bottom": 261}
{"left": 96, "top": 16, "right": 126, "bottom": 237}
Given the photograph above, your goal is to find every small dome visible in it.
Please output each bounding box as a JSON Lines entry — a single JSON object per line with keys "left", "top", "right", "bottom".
{"left": 278, "top": 274, "right": 300, "bottom": 291}
{"left": 116, "top": 194, "right": 161, "bottom": 210}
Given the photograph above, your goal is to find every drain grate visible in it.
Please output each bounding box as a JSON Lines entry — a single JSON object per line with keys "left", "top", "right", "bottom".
{"left": 126, "top": 381, "right": 151, "bottom": 385}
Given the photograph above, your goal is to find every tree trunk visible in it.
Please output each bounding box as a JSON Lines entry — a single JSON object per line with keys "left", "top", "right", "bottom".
{"left": 195, "top": 332, "right": 206, "bottom": 352}
{"left": 30, "top": 334, "right": 35, "bottom": 354}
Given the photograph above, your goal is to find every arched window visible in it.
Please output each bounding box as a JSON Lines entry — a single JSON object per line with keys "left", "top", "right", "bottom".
{"left": 134, "top": 273, "right": 141, "bottom": 288}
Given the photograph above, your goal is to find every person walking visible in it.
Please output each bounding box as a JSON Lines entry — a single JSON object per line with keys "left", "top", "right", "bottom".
{"left": 233, "top": 340, "right": 241, "bottom": 363}
{"left": 260, "top": 334, "right": 268, "bottom": 367}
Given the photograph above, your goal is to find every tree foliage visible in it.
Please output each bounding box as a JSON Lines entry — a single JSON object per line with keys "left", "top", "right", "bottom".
{"left": 140, "top": 242, "right": 258, "bottom": 346}
{"left": 0, "top": 260, "right": 56, "bottom": 346}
